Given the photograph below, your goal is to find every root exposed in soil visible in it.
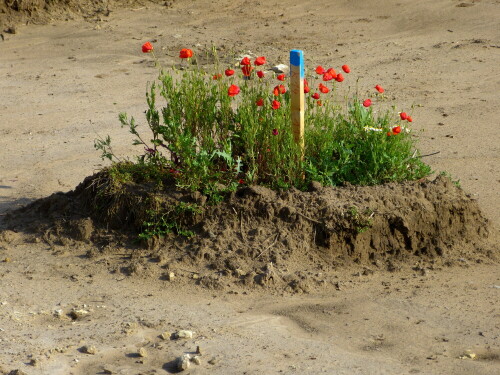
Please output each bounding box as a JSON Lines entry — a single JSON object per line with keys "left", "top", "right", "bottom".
{"left": 4, "top": 171, "right": 498, "bottom": 293}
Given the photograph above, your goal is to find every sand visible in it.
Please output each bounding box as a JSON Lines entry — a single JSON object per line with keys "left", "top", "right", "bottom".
{"left": 0, "top": 0, "right": 499, "bottom": 374}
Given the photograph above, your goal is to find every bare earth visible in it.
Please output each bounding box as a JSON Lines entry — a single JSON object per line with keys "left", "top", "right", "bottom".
{"left": 0, "top": 0, "right": 499, "bottom": 374}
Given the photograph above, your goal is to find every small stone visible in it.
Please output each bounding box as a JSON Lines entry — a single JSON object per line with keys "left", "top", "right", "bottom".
{"left": 192, "top": 273, "right": 200, "bottom": 280}
{"left": 160, "top": 331, "right": 171, "bottom": 340}
{"left": 102, "top": 365, "right": 117, "bottom": 374}
{"left": 29, "top": 358, "right": 40, "bottom": 367}
{"left": 5, "top": 26, "right": 16, "bottom": 34}
{"left": 191, "top": 355, "right": 201, "bottom": 365}
{"left": 8, "top": 370, "right": 27, "bottom": 375}
{"left": 175, "top": 330, "right": 194, "bottom": 339}
{"left": 81, "top": 345, "right": 97, "bottom": 355}
{"left": 459, "top": 350, "right": 476, "bottom": 360}
{"left": 176, "top": 354, "right": 191, "bottom": 371}
{"left": 138, "top": 347, "right": 148, "bottom": 358}
{"left": 208, "top": 357, "right": 218, "bottom": 365}
{"left": 69, "top": 309, "right": 90, "bottom": 320}
{"left": 270, "top": 64, "right": 289, "bottom": 74}
{"left": 167, "top": 272, "right": 175, "bottom": 281}
{"left": 3, "top": 257, "right": 11, "bottom": 263}
{"left": 234, "top": 268, "right": 246, "bottom": 277}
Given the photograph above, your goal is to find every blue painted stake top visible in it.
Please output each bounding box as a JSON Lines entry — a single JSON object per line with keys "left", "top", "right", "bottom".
{"left": 290, "top": 49, "right": 304, "bottom": 79}
{"left": 290, "top": 49, "right": 305, "bottom": 154}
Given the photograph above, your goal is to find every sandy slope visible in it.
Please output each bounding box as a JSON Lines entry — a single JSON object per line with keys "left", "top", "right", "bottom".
{"left": 0, "top": 0, "right": 499, "bottom": 374}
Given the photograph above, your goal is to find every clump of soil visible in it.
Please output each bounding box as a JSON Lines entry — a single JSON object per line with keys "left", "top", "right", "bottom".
{"left": 0, "top": 0, "right": 169, "bottom": 31}
{"left": 4, "top": 170, "right": 498, "bottom": 293}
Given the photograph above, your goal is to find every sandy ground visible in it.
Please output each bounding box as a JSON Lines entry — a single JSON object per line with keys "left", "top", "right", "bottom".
{"left": 0, "top": 0, "right": 499, "bottom": 374}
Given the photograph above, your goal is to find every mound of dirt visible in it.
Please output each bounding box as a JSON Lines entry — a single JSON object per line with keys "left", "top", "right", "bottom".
{"left": 4, "top": 172, "right": 498, "bottom": 293}
{"left": 0, "top": 0, "right": 168, "bottom": 31}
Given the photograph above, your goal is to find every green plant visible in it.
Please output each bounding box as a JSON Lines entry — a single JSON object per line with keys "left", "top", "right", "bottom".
{"left": 439, "top": 171, "right": 461, "bottom": 188}
{"left": 347, "top": 206, "right": 373, "bottom": 233}
{"left": 94, "top": 43, "right": 432, "bottom": 238}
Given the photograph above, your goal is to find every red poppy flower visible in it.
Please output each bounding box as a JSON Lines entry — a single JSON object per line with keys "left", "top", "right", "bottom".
{"left": 272, "top": 100, "right": 281, "bottom": 110}
{"left": 213, "top": 74, "right": 222, "bottom": 80}
{"left": 225, "top": 69, "right": 235, "bottom": 77}
{"left": 241, "top": 65, "right": 253, "bottom": 77}
{"left": 386, "top": 131, "right": 392, "bottom": 137}
{"left": 317, "top": 100, "right": 322, "bottom": 106}
{"left": 392, "top": 126, "right": 401, "bottom": 134}
{"left": 399, "top": 112, "right": 408, "bottom": 120}
{"left": 315, "top": 66, "right": 325, "bottom": 75}
{"left": 342, "top": 64, "right": 350, "bottom": 73}
{"left": 257, "top": 70, "right": 265, "bottom": 78}
{"left": 256, "top": 98, "right": 264, "bottom": 107}
{"left": 255, "top": 56, "right": 266, "bottom": 66}
{"left": 304, "top": 85, "right": 310, "bottom": 94}
{"left": 277, "top": 74, "right": 286, "bottom": 81}
{"left": 273, "top": 84, "right": 286, "bottom": 96}
{"left": 312, "top": 93, "right": 320, "bottom": 100}
{"left": 363, "top": 99, "right": 372, "bottom": 107}
{"left": 375, "top": 85, "right": 384, "bottom": 93}
{"left": 335, "top": 73, "right": 344, "bottom": 82}
{"left": 240, "top": 56, "right": 251, "bottom": 66}
{"left": 238, "top": 179, "right": 245, "bottom": 184}
{"left": 326, "top": 68, "right": 336, "bottom": 76}
{"left": 142, "top": 42, "right": 153, "bottom": 53}
{"left": 228, "top": 84, "right": 240, "bottom": 97}
{"left": 323, "top": 73, "right": 334, "bottom": 81}
{"left": 319, "top": 83, "right": 329, "bottom": 94}
{"left": 272, "top": 128, "right": 279, "bottom": 136}
{"left": 407, "top": 116, "right": 413, "bottom": 122}
{"left": 179, "top": 48, "right": 193, "bottom": 59}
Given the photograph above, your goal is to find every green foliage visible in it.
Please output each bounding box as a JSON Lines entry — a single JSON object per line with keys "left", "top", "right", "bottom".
{"left": 94, "top": 48, "right": 432, "bottom": 239}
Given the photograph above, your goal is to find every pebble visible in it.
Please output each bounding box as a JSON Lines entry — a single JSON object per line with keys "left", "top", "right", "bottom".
{"left": 81, "top": 345, "right": 97, "bottom": 355}
{"left": 102, "top": 365, "right": 117, "bottom": 374}
{"left": 176, "top": 354, "right": 191, "bottom": 371}
{"left": 208, "top": 357, "right": 218, "bottom": 365}
{"left": 459, "top": 350, "right": 476, "bottom": 360}
{"left": 167, "top": 272, "right": 175, "bottom": 281}
{"left": 191, "top": 355, "right": 201, "bottom": 365}
{"left": 270, "top": 64, "right": 289, "bottom": 74}
{"left": 138, "top": 347, "right": 148, "bottom": 358}
{"left": 69, "top": 309, "right": 90, "bottom": 320}
{"left": 8, "top": 370, "right": 27, "bottom": 375}
{"left": 160, "top": 331, "right": 171, "bottom": 340}
{"left": 175, "top": 330, "right": 194, "bottom": 339}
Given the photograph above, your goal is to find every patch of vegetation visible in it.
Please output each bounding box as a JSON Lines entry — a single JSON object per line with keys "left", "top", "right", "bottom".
{"left": 94, "top": 45, "right": 432, "bottom": 240}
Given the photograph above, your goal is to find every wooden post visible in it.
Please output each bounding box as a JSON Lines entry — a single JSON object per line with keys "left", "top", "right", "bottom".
{"left": 290, "top": 49, "right": 305, "bottom": 157}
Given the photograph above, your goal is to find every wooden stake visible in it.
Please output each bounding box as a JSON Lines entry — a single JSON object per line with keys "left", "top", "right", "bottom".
{"left": 290, "top": 49, "right": 305, "bottom": 156}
